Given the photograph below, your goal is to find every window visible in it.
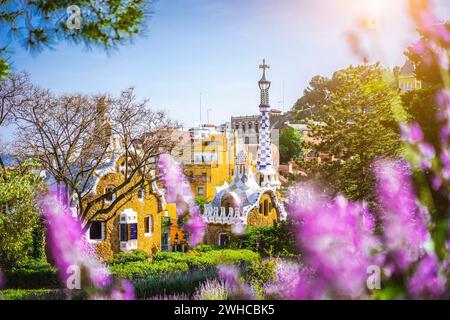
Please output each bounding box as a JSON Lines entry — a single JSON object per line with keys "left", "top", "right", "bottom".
{"left": 218, "top": 233, "right": 230, "bottom": 247}
{"left": 245, "top": 136, "right": 250, "bottom": 144}
{"left": 89, "top": 221, "right": 104, "bottom": 242}
{"left": 104, "top": 186, "right": 115, "bottom": 203}
{"left": 130, "top": 223, "right": 138, "bottom": 240}
{"left": 264, "top": 199, "right": 269, "bottom": 216}
{"left": 120, "top": 223, "right": 138, "bottom": 241}
{"left": 138, "top": 188, "right": 145, "bottom": 201}
{"left": 198, "top": 187, "right": 204, "bottom": 196}
{"left": 144, "top": 215, "right": 154, "bottom": 235}
{"left": 120, "top": 224, "right": 128, "bottom": 242}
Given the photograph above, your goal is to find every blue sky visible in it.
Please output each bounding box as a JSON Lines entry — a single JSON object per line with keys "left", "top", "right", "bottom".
{"left": 1, "top": 0, "right": 450, "bottom": 142}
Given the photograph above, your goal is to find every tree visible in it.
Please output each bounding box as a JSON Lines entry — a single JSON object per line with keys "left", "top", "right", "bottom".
{"left": 405, "top": 21, "right": 450, "bottom": 86}
{"left": 0, "top": 160, "right": 45, "bottom": 269}
{"left": 296, "top": 64, "right": 404, "bottom": 202}
{"left": 194, "top": 196, "right": 208, "bottom": 213}
{"left": 279, "top": 127, "right": 303, "bottom": 164}
{"left": 0, "top": 72, "right": 32, "bottom": 167}
{"left": 13, "top": 86, "right": 177, "bottom": 231}
{"left": 0, "top": 0, "right": 152, "bottom": 78}
{"left": 293, "top": 75, "right": 335, "bottom": 120}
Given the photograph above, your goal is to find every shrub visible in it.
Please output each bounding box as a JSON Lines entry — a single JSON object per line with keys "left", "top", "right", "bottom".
{"left": 235, "top": 221, "right": 298, "bottom": 257}
{"left": 244, "top": 259, "right": 277, "bottom": 298}
{"left": 193, "top": 279, "right": 229, "bottom": 300}
{"left": 152, "top": 249, "right": 260, "bottom": 270}
{"left": 109, "top": 250, "right": 150, "bottom": 265}
{"left": 0, "top": 289, "right": 66, "bottom": 300}
{"left": 193, "top": 245, "right": 220, "bottom": 252}
{"left": 133, "top": 267, "right": 218, "bottom": 299}
{"left": 110, "top": 260, "right": 189, "bottom": 280}
{"left": 4, "top": 259, "right": 59, "bottom": 289}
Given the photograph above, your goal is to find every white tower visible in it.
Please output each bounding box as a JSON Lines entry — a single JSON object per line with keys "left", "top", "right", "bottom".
{"left": 256, "top": 59, "right": 280, "bottom": 189}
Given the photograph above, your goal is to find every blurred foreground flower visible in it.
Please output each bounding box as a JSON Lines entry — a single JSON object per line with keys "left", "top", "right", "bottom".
{"left": 217, "top": 265, "right": 255, "bottom": 300}
{"left": 158, "top": 154, "right": 206, "bottom": 246}
{"left": 40, "top": 189, "right": 135, "bottom": 300}
{"left": 374, "top": 159, "right": 431, "bottom": 271}
{"left": 287, "top": 184, "right": 379, "bottom": 299}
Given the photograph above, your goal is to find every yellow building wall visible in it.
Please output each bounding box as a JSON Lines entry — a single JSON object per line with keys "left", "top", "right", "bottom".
{"left": 247, "top": 193, "right": 279, "bottom": 227}
{"left": 161, "top": 203, "right": 185, "bottom": 246}
{"left": 86, "top": 165, "right": 163, "bottom": 260}
{"left": 184, "top": 133, "right": 235, "bottom": 201}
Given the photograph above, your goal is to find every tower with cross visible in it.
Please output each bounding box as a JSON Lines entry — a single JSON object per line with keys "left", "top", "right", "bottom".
{"left": 256, "top": 59, "right": 280, "bottom": 189}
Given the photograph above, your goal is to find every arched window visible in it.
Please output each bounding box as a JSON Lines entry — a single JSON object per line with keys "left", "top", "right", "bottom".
{"left": 264, "top": 199, "right": 269, "bottom": 216}
{"left": 104, "top": 185, "right": 116, "bottom": 203}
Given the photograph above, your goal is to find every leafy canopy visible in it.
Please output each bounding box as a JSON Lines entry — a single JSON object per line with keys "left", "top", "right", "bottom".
{"left": 0, "top": 0, "right": 151, "bottom": 78}
{"left": 295, "top": 64, "right": 404, "bottom": 202}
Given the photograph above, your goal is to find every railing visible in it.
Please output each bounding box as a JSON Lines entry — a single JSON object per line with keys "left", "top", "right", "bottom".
{"left": 203, "top": 206, "right": 244, "bottom": 225}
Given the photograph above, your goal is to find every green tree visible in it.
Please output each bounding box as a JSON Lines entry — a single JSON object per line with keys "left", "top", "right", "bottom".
{"left": 0, "top": 0, "right": 152, "bottom": 78}
{"left": 405, "top": 21, "right": 450, "bottom": 86}
{"left": 194, "top": 196, "right": 208, "bottom": 213}
{"left": 0, "top": 160, "right": 45, "bottom": 269}
{"left": 279, "top": 127, "right": 303, "bottom": 164}
{"left": 297, "top": 64, "right": 404, "bottom": 202}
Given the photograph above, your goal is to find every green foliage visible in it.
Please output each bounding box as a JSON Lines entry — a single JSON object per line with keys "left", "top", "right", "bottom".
{"left": 152, "top": 250, "right": 260, "bottom": 269}
{"left": 193, "top": 244, "right": 220, "bottom": 252}
{"left": 405, "top": 21, "right": 450, "bottom": 86}
{"left": 234, "top": 221, "right": 298, "bottom": 257}
{"left": 194, "top": 196, "right": 208, "bottom": 213}
{"left": 109, "top": 249, "right": 259, "bottom": 280}
{"left": 244, "top": 259, "right": 277, "bottom": 298}
{"left": 279, "top": 127, "right": 304, "bottom": 164}
{"left": 294, "top": 64, "right": 403, "bottom": 202}
{"left": 133, "top": 268, "right": 218, "bottom": 299}
{"left": 0, "top": 289, "right": 66, "bottom": 300}
{"left": 110, "top": 260, "right": 190, "bottom": 280}
{"left": 0, "top": 160, "right": 46, "bottom": 269}
{"left": 401, "top": 87, "right": 442, "bottom": 148}
{"left": 0, "top": 59, "right": 10, "bottom": 79}
{"left": 4, "top": 260, "right": 59, "bottom": 289}
{"left": 0, "top": 0, "right": 151, "bottom": 73}
{"left": 109, "top": 249, "right": 150, "bottom": 264}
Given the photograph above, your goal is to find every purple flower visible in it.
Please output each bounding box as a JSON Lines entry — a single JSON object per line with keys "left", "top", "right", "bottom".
{"left": 436, "top": 90, "right": 450, "bottom": 122}
{"left": 109, "top": 279, "right": 135, "bottom": 300}
{"left": 158, "top": 154, "right": 206, "bottom": 246}
{"left": 217, "top": 265, "right": 254, "bottom": 299}
{"left": 287, "top": 184, "right": 379, "bottom": 298}
{"left": 185, "top": 207, "right": 206, "bottom": 246}
{"left": 401, "top": 123, "right": 424, "bottom": 144}
{"left": 374, "top": 159, "right": 430, "bottom": 271}
{"left": 40, "top": 188, "right": 135, "bottom": 300}
{"left": 263, "top": 260, "right": 312, "bottom": 300}
{"left": 408, "top": 255, "right": 447, "bottom": 299}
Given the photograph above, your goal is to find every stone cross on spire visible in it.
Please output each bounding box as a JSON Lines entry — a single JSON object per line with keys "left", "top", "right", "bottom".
{"left": 258, "top": 58, "right": 271, "bottom": 107}
{"left": 259, "top": 59, "right": 270, "bottom": 78}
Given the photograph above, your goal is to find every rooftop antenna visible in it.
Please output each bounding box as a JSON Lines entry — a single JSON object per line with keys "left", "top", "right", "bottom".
{"left": 207, "top": 108, "right": 213, "bottom": 124}
{"left": 199, "top": 93, "right": 202, "bottom": 126}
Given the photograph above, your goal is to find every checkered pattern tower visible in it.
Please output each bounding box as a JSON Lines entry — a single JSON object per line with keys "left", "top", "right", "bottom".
{"left": 256, "top": 59, "right": 281, "bottom": 189}
{"left": 257, "top": 59, "right": 273, "bottom": 171}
